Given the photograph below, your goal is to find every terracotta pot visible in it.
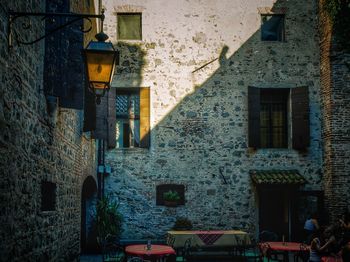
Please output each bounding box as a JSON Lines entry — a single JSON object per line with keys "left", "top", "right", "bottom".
{"left": 164, "top": 200, "right": 178, "bottom": 207}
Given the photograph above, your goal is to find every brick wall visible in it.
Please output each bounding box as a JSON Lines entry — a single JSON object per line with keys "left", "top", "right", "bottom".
{"left": 0, "top": 0, "right": 97, "bottom": 260}
{"left": 319, "top": 0, "right": 350, "bottom": 222}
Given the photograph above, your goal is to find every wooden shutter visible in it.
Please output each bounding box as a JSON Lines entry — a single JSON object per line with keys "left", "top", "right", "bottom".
{"left": 248, "top": 86, "right": 261, "bottom": 148}
{"left": 291, "top": 86, "right": 310, "bottom": 150}
{"left": 93, "top": 92, "right": 108, "bottom": 140}
{"left": 139, "top": 87, "right": 150, "bottom": 148}
{"left": 83, "top": 86, "right": 96, "bottom": 132}
{"left": 107, "top": 87, "right": 116, "bottom": 148}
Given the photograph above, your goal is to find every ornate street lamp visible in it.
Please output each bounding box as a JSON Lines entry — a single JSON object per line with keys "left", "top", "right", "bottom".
{"left": 83, "top": 29, "right": 118, "bottom": 104}
{"left": 8, "top": 8, "right": 118, "bottom": 104}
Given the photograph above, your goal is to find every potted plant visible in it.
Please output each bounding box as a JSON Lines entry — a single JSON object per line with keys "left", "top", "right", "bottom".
{"left": 172, "top": 217, "right": 193, "bottom": 230}
{"left": 95, "top": 195, "right": 123, "bottom": 250}
{"left": 163, "top": 190, "right": 180, "bottom": 207}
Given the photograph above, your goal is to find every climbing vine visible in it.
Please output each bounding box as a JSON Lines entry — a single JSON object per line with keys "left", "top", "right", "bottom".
{"left": 324, "top": 0, "right": 350, "bottom": 50}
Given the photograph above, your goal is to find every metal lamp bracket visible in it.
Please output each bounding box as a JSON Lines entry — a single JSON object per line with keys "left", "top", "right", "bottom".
{"left": 8, "top": 10, "right": 105, "bottom": 49}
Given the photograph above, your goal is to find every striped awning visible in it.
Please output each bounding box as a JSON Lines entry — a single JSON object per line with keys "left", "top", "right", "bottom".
{"left": 250, "top": 170, "right": 306, "bottom": 185}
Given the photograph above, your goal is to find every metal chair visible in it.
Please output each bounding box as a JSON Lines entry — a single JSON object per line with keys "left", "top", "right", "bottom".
{"left": 293, "top": 243, "right": 309, "bottom": 262}
{"left": 166, "top": 233, "right": 175, "bottom": 247}
{"left": 127, "top": 257, "right": 151, "bottom": 262}
{"left": 175, "top": 238, "right": 192, "bottom": 262}
{"left": 242, "top": 243, "right": 262, "bottom": 261}
{"left": 258, "top": 242, "right": 284, "bottom": 262}
{"left": 102, "top": 243, "right": 125, "bottom": 262}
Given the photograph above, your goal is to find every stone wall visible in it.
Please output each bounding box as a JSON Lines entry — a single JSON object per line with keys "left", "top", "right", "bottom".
{"left": 319, "top": 0, "right": 350, "bottom": 222}
{"left": 0, "top": 0, "right": 97, "bottom": 261}
{"left": 103, "top": 0, "right": 323, "bottom": 240}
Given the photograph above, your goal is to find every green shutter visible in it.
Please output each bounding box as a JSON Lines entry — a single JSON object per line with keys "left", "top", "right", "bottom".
{"left": 93, "top": 93, "right": 108, "bottom": 140}
{"left": 83, "top": 86, "right": 96, "bottom": 132}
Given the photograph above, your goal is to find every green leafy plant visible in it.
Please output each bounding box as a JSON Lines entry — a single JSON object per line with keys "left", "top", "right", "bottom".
{"left": 324, "top": 0, "right": 350, "bottom": 50}
{"left": 172, "top": 217, "right": 193, "bottom": 230}
{"left": 163, "top": 190, "right": 180, "bottom": 202}
{"left": 95, "top": 195, "right": 123, "bottom": 246}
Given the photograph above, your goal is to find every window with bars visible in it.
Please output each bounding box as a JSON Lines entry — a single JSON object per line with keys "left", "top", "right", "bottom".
{"left": 116, "top": 93, "right": 140, "bottom": 148}
{"left": 260, "top": 89, "right": 288, "bottom": 148}
{"left": 115, "top": 88, "right": 150, "bottom": 148}
{"left": 117, "top": 13, "right": 142, "bottom": 40}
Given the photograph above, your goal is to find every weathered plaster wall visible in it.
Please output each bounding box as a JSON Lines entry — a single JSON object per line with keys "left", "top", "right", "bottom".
{"left": 0, "top": 0, "right": 97, "bottom": 260}
{"left": 103, "top": 0, "right": 322, "bottom": 240}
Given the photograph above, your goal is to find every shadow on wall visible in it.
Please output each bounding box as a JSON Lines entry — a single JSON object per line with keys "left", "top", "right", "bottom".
{"left": 105, "top": 0, "right": 321, "bottom": 240}
{"left": 114, "top": 42, "right": 146, "bottom": 88}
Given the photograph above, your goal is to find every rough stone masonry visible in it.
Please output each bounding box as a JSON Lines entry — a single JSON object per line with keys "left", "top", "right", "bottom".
{"left": 103, "top": 0, "right": 324, "bottom": 240}
{"left": 0, "top": 0, "right": 97, "bottom": 261}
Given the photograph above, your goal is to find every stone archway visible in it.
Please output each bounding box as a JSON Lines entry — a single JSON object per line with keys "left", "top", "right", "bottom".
{"left": 81, "top": 176, "right": 98, "bottom": 253}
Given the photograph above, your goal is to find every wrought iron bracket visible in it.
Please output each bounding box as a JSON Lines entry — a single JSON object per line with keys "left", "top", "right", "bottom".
{"left": 8, "top": 10, "right": 105, "bottom": 49}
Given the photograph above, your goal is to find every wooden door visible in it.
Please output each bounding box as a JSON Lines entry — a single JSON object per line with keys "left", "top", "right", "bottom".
{"left": 259, "top": 188, "right": 290, "bottom": 240}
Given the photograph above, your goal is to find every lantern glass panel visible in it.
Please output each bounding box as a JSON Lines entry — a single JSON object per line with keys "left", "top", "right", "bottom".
{"left": 86, "top": 51, "right": 115, "bottom": 89}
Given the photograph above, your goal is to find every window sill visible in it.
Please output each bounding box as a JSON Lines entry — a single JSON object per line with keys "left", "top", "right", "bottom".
{"left": 117, "top": 39, "right": 143, "bottom": 43}
{"left": 261, "top": 40, "right": 287, "bottom": 43}
{"left": 112, "top": 147, "right": 150, "bottom": 152}
{"left": 41, "top": 210, "right": 57, "bottom": 215}
{"left": 248, "top": 147, "right": 309, "bottom": 155}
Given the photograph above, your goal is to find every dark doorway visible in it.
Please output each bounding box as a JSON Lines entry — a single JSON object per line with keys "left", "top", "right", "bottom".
{"left": 259, "top": 187, "right": 291, "bottom": 241}
{"left": 81, "top": 176, "right": 98, "bottom": 253}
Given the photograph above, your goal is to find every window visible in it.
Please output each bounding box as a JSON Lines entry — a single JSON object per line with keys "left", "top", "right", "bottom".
{"left": 248, "top": 87, "right": 309, "bottom": 150}
{"left": 117, "top": 13, "right": 142, "bottom": 40}
{"left": 260, "top": 89, "right": 288, "bottom": 148}
{"left": 261, "top": 14, "right": 285, "bottom": 41}
{"left": 116, "top": 88, "right": 150, "bottom": 148}
{"left": 156, "top": 184, "right": 185, "bottom": 206}
{"left": 41, "top": 181, "right": 56, "bottom": 211}
{"left": 116, "top": 91, "right": 140, "bottom": 147}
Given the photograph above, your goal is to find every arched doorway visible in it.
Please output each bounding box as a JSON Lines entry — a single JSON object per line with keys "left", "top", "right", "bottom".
{"left": 81, "top": 176, "right": 98, "bottom": 253}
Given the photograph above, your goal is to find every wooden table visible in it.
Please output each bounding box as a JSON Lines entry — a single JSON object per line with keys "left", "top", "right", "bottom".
{"left": 265, "top": 242, "right": 306, "bottom": 252}
{"left": 321, "top": 256, "right": 343, "bottom": 262}
{"left": 262, "top": 242, "right": 308, "bottom": 262}
{"left": 125, "top": 244, "right": 176, "bottom": 262}
{"left": 167, "top": 230, "right": 251, "bottom": 248}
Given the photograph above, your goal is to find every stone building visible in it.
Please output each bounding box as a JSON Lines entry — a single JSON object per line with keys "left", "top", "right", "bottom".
{"left": 0, "top": 0, "right": 100, "bottom": 260}
{"left": 0, "top": 0, "right": 349, "bottom": 260}
{"left": 102, "top": 0, "right": 329, "bottom": 242}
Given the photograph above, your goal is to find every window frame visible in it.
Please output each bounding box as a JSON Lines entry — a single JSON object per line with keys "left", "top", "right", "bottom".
{"left": 261, "top": 14, "right": 285, "bottom": 42}
{"left": 117, "top": 13, "right": 142, "bottom": 41}
{"left": 156, "top": 184, "right": 185, "bottom": 206}
{"left": 115, "top": 87, "right": 150, "bottom": 149}
{"left": 41, "top": 181, "right": 56, "bottom": 212}
{"left": 116, "top": 89, "right": 140, "bottom": 148}
{"left": 260, "top": 89, "right": 289, "bottom": 148}
{"left": 248, "top": 86, "right": 310, "bottom": 151}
